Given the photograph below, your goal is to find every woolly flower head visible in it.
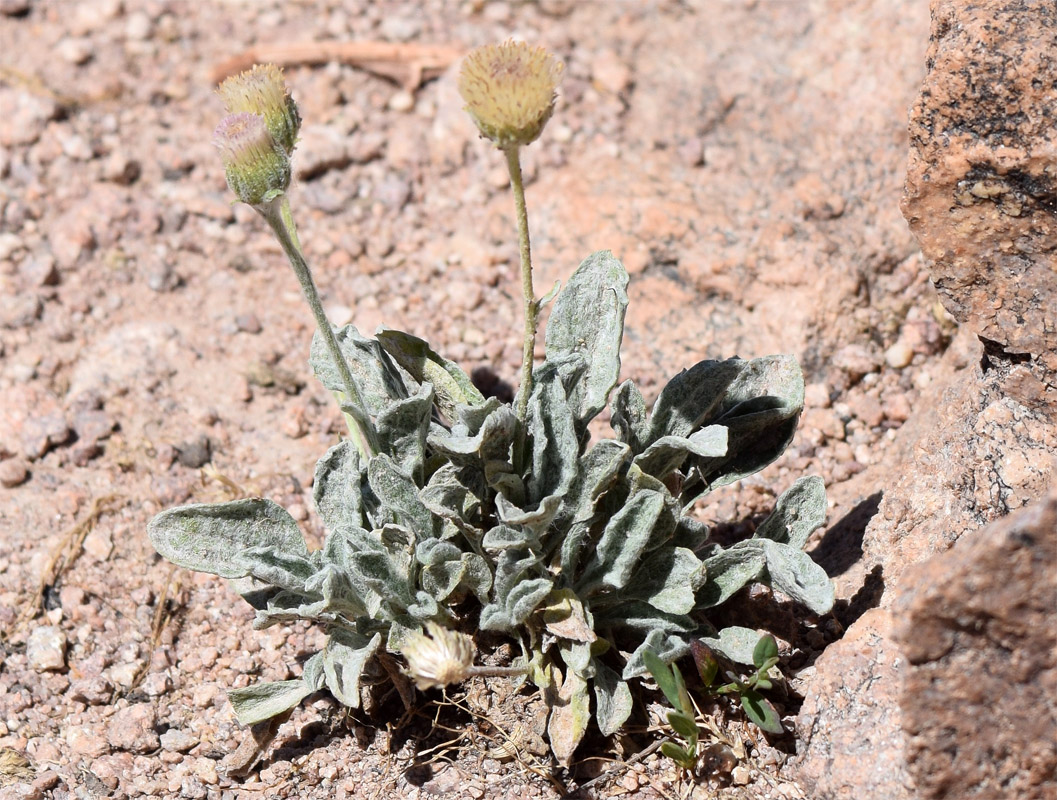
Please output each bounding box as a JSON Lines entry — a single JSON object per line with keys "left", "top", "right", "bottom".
{"left": 213, "top": 112, "right": 290, "bottom": 206}
{"left": 458, "top": 40, "right": 564, "bottom": 149}
{"left": 400, "top": 623, "right": 475, "bottom": 690}
{"left": 217, "top": 64, "right": 301, "bottom": 156}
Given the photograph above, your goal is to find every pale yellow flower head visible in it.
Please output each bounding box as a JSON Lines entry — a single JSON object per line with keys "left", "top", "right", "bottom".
{"left": 458, "top": 40, "right": 564, "bottom": 149}
{"left": 217, "top": 64, "right": 301, "bottom": 156}
{"left": 400, "top": 623, "right": 475, "bottom": 690}
{"left": 213, "top": 112, "right": 290, "bottom": 206}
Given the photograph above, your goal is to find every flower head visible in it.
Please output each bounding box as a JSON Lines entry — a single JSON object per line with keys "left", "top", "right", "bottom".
{"left": 217, "top": 64, "right": 301, "bottom": 156}
{"left": 400, "top": 623, "right": 475, "bottom": 690}
{"left": 458, "top": 40, "right": 564, "bottom": 149}
{"left": 213, "top": 112, "right": 291, "bottom": 206}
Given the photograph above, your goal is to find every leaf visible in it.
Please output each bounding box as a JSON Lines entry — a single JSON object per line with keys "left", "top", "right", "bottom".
{"left": 495, "top": 493, "right": 562, "bottom": 534}
{"left": 547, "top": 669, "right": 591, "bottom": 766}
{"left": 632, "top": 425, "right": 727, "bottom": 479}
{"left": 697, "top": 541, "right": 766, "bottom": 609}
{"left": 660, "top": 741, "right": 695, "bottom": 769}
{"left": 593, "top": 661, "right": 633, "bottom": 736}
{"left": 623, "top": 546, "right": 705, "bottom": 615}
{"left": 310, "top": 324, "right": 407, "bottom": 417}
{"left": 374, "top": 384, "right": 434, "bottom": 482}
{"left": 235, "top": 545, "right": 316, "bottom": 593}
{"left": 313, "top": 441, "right": 365, "bottom": 532}
{"left": 228, "top": 679, "right": 312, "bottom": 726}
{"left": 375, "top": 328, "right": 485, "bottom": 421}
{"left": 689, "top": 640, "right": 720, "bottom": 687}
{"left": 610, "top": 380, "right": 649, "bottom": 453}
{"left": 544, "top": 250, "right": 629, "bottom": 432}
{"left": 753, "top": 634, "right": 779, "bottom": 670}
{"left": 540, "top": 588, "right": 596, "bottom": 643}
{"left": 740, "top": 689, "right": 784, "bottom": 734}
{"left": 697, "top": 626, "right": 762, "bottom": 666}
{"left": 416, "top": 538, "right": 491, "bottom": 602}
{"left": 577, "top": 489, "right": 666, "bottom": 592}
{"left": 148, "top": 499, "right": 308, "bottom": 579}
{"left": 557, "top": 439, "right": 631, "bottom": 576}
{"left": 667, "top": 710, "right": 699, "bottom": 745}
{"left": 642, "top": 650, "right": 682, "bottom": 710}
{"left": 526, "top": 367, "right": 579, "bottom": 504}
{"left": 648, "top": 358, "right": 745, "bottom": 442}
{"left": 752, "top": 475, "right": 827, "bottom": 549}
{"left": 758, "top": 539, "right": 835, "bottom": 614}
{"left": 481, "top": 523, "right": 540, "bottom": 553}
{"left": 322, "top": 630, "right": 381, "bottom": 709}
{"left": 367, "top": 454, "right": 437, "bottom": 538}
{"left": 302, "top": 651, "right": 326, "bottom": 692}
{"left": 624, "top": 631, "right": 688, "bottom": 680}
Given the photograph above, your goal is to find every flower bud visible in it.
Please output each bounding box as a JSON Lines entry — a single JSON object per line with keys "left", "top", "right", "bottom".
{"left": 458, "top": 40, "right": 564, "bottom": 149}
{"left": 400, "top": 623, "right": 475, "bottom": 690}
{"left": 213, "top": 112, "right": 291, "bottom": 206}
{"left": 217, "top": 64, "right": 301, "bottom": 156}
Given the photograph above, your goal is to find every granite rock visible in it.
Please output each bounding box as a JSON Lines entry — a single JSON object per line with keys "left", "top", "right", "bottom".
{"left": 896, "top": 491, "right": 1057, "bottom": 800}
{"left": 902, "top": 0, "right": 1057, "bottom": 374}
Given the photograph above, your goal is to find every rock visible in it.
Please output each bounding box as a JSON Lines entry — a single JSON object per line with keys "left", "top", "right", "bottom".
{"left": 0, "top": 89, "right": 58, "bottom": 146}
{"left": 0, "top": 458, "right": 29, "bottom": 488}
{"left": 0, "top": 0, "right": 30, "bottom": 16}
{"left": 26, "top": 626, "right": 66, "bottom": 672}
{"left": 0, "top": 293, "right": 43, "bottom": 329}
{"left": 159, "top": 728, "right": 197, "bottom": 753}
{"left": 901, "top": 0, "right": 1057, "bottom": 374}
{"left": 793, "top": 608, "right": 912, "bottom": 799}
{"left": 175, "top": 434, "right": 211, "bottom": 468}
{"left": 67, "top": 724, "right": 110, "bottom": 758}
{"left": 69, "top": 676, "right": 115, "bottom": 706}
{"left": 895, "top": 491, "right": 1057, "bottom": 799}
{"left": 20, "top": 413, "right": 72, "bottom": 460}
{"left": 106, "top": 704, "right": 160, "bottom": 754}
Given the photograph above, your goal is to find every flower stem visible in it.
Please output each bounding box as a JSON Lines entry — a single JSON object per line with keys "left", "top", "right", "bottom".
{"left": 257, "top": 195, "right": 377, "bottom": 458}
{"left": 505, "top": 145, "right": 537, "bottom": 423}
{"left": 467, "top": 664, "right": 528, "bottom": 679}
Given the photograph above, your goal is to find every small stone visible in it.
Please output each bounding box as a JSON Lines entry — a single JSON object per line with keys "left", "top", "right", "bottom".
{"left": 19, "top": 255, "right": 59, "bottom": 287}
{"left": 72, "top": 409, "right": 116, "bottom": 443}
{"left": 804, "top": 382, "right": 832, "bottom": 409}
{"left": 194, "top": 758, "right": 219, "bottom": 785}
{"left": 388, "top": 89, "right": 415, "bottom": 112}
{"left": 0, "top": 292, "right": 43, "bottom": 329}
{"left": 375, "top": 175, "right": 412, "bottom": 210}
{"left": 146, "top": 261, "right": 180, "bottom": 292}
{"left": 26, "top": 626, "right": 66, "bottom": 672}
{"left": 83, "top": 528, "right": 113, "bottom": 561}
{"left": 124, "top": 11, "right": 153, "bottom": 40}
{"left": 142, "top": 671, "right": 171, "bottom": 697}
{"left": 21, "top": 412, "right": 72, "bottom": 460}
{"left": 175, "top": 435, "right": 211, "bottom": 468}
{"left": 68, "top": 724, "right": 110, "bottom": 757}
{"left": 0, "top": 232, "right": 25, "bottom": 260}
{"left": 592, "top": 49, "right": 631, "bottom": 94}
{"left": 731, "top": 765, "right": 751, "bottom": 785}
{"left": 0, "top": 458, "right": 29, "bottom": 487}
{"left": 160, "top": 728, "right": 198, "bottom": 753}
{"left": 0, "top": 0, "right": 31, "bottom": 16}
{"left": 108, "top": 661, "right": 139, "bottom": 689}
{"left": 884, "top": 341, "right": 914, "bottom": 369}
{"left": 106, "top": 704, "right": 160, "bottom": 753}
{"left": 58, "top": 37, "right": 94, "bottom": 64}
{"left": 69, "top": 676, "right": 114, "bottom": 705}
{"left": 235, "top": 313, "right": 262, "bottom": 334}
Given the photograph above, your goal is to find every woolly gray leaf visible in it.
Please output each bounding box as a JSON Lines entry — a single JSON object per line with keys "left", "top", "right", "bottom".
{"left": 752, "top": 476, "right": 827, "bottom": 549}
{"left": 313, "top": 441, "right": 365, "bottom": 532}
{"left": 557, "top": 439, "right": 631, "bottom": 576}
{"left": 375, "top": 328, "right": 486, "bottom": 422}
{"left": 323, "top": 630, "right": 381, "bottom": 708}
{"left": 545, "top": 250, "right": 629, "bottom": 431}
{"left": 374, "top": 384, "right": 434, "bottom": 481}
{"left": 610, "top": 380, "right": 649, "bottom": 453}
{"left": 235, "top": 546, "right": 316, "bottom": 593}
{"left": 302, "top": 651, "right": 326, "bottom": 692}
{"left": 758, "top": 539, "right": 834, "bottom": 614}
{"left": 632, "top": 424, "right": 728, "bottom": 479}
{"left": 697, "top": 626, "right": 761, "bottom": 666}
{"left": 697, "top": 541, "right": 767, "bottom": 609}
{"left": 623, "top": 547, "right": 705, "bottom": 616}
{"left": 622, "top": 630, "right": 689, "bottom": 680}
{"left": 578, "top": 489, "right": 665, "bottom": 592}
{"left": 648, "top": 358, "right": 745, "bottom": 443}
{"left": 367, "top": 454, "right": 437, "bottom": 538}
{"left": 310, "top": 324, "right": 407, "bottom": 416}
{"left": 593, "top": 660, "right": 633, "bottom": 736}
{"left": 148, "top": 499, "right": 308, "bottom": 579}
{"left": 527, "top": 368, "right": 579, "bottom": 504}
{"left": 228, "top": 679, "right": 312, "bottom": 726}
{"left": 482, "top": 523, "right": 540, "bottom": 553}
{"left": 496, "top": 492, "right": 562, "bottom": 534}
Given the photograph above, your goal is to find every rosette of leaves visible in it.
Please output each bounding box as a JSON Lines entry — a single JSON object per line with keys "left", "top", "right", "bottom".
{"left": 148, "top": 250, "right": 833, "bottom": 762}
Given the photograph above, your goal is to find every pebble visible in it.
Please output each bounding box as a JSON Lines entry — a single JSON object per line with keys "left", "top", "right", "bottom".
{"left": 175, "top": 435, "right": 211, "bottom": 468}
{"left": 26, "top": 626, "right": 67, "bottom": 671}
{"left": 69, "top": 676, "right": 115, "bottom": 705}
{"left": 731, "top": 764, "right": 751, "bottom": 785}
{"left": 106, "top": 704, "right": 160, "bottom": 753}
{"left": 0, "top": 293, "right": 43, "bottom": 329}
{"left": 387, "top": 90, "right": 415, "bottom": 113}
{"left": 160, "top": 728, "right": 198, "bottom": 753}
{"left": 20, "top": 255, "right": 60, "bottom": 287}
{"left": 57, "top": 36, "right": 94, "bottom": 64}
{"left": 235, "top": 313, "right": 262, "bottom": 334}
{"left": 884, "top": 340, "right": 914, "bottom": 369}
{"left": 0, "top": 0, "right": 30, "bottom": 15}
{"left": 0, "top": 232, "right": 25, "bottom": 260}
{"left": 68, "top": 724, "right": 110, "bottom": 758}
{"left": 0, "top": 458, "right": 29, "bottom": 487}
{"left": 83, "top": 528, "right": 113, "bottom": 560}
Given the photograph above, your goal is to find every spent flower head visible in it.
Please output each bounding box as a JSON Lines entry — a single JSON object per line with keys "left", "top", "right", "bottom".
{"left": 213, "top": 112, "right": 291, "bottom": 206}
{"left": 400, "top": 623, "right": 475, "bottom": 690}
{"left": 217, "top": 64, "right": 301, "bottom": 156}
{"left": 458, "top": 40, "right": 564, "bottom": 149}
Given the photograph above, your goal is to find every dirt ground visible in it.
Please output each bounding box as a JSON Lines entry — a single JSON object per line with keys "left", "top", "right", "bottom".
{"left": 0, "top": 1, "right": 945, "bottom": 798}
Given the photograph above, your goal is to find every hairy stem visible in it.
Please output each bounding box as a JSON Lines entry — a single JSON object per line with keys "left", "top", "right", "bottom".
{"left": 258, "top": 195, "right": 377, "bottom": 457}
{"left": 505, "top": 145, "right": 537, "bottom": 423}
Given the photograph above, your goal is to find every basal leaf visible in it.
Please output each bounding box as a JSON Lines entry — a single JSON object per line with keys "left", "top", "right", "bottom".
{"left": 623, "top": 547, "right": 705, "bottom": 615}
{"left": 752, "top": 476, "right": 827, "bottom": 549}
{"left": 578, "top": 489, "right": 665, "bottom": 592}
{"left": 313, "top": 441, "right": 365, "bottom": 532}
{"left": 697, "top": 626, "right": 762, "bottom": 666}
{"left": 610, "top": 380, "right": 649, "bottom": 453}
{"left": 544, "top": 250, "right": 629, "bottom": 432}
{"left": 758, "top": 539, "right": 834, "bottom": 614}
{"left": 623, "top": 630, "right": 688, "bottom": 680}
{"left": 526, "top": 368, "right": 579, "bottom": 504}
{"left": 632, "top": 425, "right": 727, "bottom": 480}
{"left": 367, "top": 454, "right": 437, "bottom": 538}
{"left": 697, "top": 541, "right": 767, "bottom": 609}
{"left": 547, "top": 669, "right": 591, "bottom": 766}
{"left": 593, "top": 660, "right": 633, "bottom": 736}
{"left": 374, "top": 384, "right": 434, "bottom": 482}
{"left": 148, "top": 499, "right": 307, "bottom": 579}
{"left": 322, "top": 630, "right": 381, "bottom": 709}
{"left": 228, "top": 679, "right": 312, "bottom": 726}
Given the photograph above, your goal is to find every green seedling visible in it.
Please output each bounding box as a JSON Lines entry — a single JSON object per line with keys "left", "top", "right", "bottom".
{"left": 642, "top": 649, "right": 700, "bottom": 770}
{"left": 146, "top": 42, "right": 834, "bottom": 765}
{"left": 691, "top": 633, "right": 785, "bottom": 734}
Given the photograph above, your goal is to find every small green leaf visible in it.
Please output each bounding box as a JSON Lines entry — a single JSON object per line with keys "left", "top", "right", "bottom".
{"left": 660, "top": 741, "right": 696, "bottom": 769}
{"left": 667, "top": 710, "right": 699, "bottom": 746}
{"left": 752, "top": 634, "right": 779, "bottom": 670}
{"left": 228, "top": 679, "right": 312, "bottom": 726}
{"left": 642, "top": 650, "right": 683, "bottom": 711}
{"left": 740, "top": 689, "right": 783, "bottom": 734}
